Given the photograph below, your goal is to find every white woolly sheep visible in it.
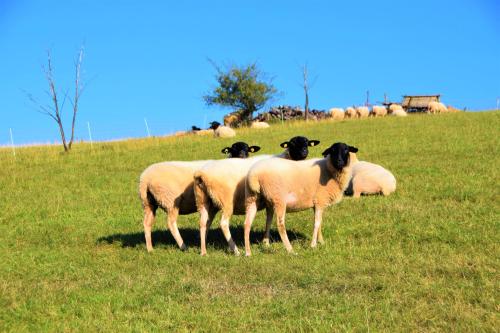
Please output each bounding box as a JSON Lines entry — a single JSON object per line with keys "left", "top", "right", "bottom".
{"left": 251, "top": 121, "right": 270, "bottom": 129}
{"left": 371, "top": 105, "right": 387, "bottom": 117}
{"left": 194, "top": 136, "right": 320, "bottom": 255}
{"left": 139, "top": 142, "right": 259, "bottom": 252}
{"left": 329, "top": 108, "right": 345, "bottom": 120}
{"left": 345, "top": 107, "right": 357, "bottom": 118}
{"left": 356, "top": 106, "right": 369, "bottom": 118}
{"left": 244, "top": 142, "right": 358, "bottom": 256}
{"left": 195, "top": 129, "right": 214, "bottom": 136}
{"left": 428, "top": 101, "right": 448, "bottom": 114}
{"left": 139, "top": 160, "right": 211, "bottom": 252}
{"left": 390, "top": 109, "right": 408, "bottom": 117}
{"left": 388, "top": 104, "right": 403, "bottom": 114}
{"left": 194, "top": 155, "right": 270, "bottom": 255}
{"left": 214, "top": 125, "right": 236, "bottom": 138}
{"left": 345, "top": 153, "right": 396, "bottom": 198}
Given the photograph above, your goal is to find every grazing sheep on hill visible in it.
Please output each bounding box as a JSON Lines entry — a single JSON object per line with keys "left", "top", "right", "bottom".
{"left": 251, "top": 121, "right": 270, "bottom": 129}
{"left": 210, "top": 121, "right": 235, "bottom": 138}
{"left": 329, "top": 108, "right": 345, "bottom": 120}
{"left": 345, "top": 107, "right": 357, "bottom": 118}
{"left": 194, "top": 136, "right": 320, "bottom": 255}
{"left": 371, "top": 105, "right": 387, "bottom": 117}
{"left": 224, "top": 112, "right": 240, "bottom": 127}
{"left": 388, "top": 104, "right": 403, "bottom": 114}
{"left": 196, "top": 129, "right": 214, "bottom": 136}
{"left": 356, "top": 106, "right": 369, "bottom": 118}
{"left": 139, "top": 142, "right": 257, "bottom": 252}
{"left": 244, "top": 142, "right": 358, "bottom": 255}
{"left": 428, "top": 101, "right": 448, "bottom": 114}
{"left": 215, "top": 126, "right": 236, "bottom": 138}
{"left": 391, "top": 109, "right": 408, "bottom": 117}
{"left": 345, "top": 153, "right": 396, "bottom": 198}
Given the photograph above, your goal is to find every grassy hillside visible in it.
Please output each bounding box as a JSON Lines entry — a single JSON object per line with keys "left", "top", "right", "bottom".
{"left": 0, "top": 111, "right": 498, "bottom": 332}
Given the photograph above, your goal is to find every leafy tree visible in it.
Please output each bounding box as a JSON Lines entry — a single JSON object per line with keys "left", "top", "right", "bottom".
{"left": 204, "top": 61, "right": 277, "bottom": 126}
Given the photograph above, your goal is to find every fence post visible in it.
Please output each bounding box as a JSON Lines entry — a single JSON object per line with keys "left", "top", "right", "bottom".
{"left": 9, "top": 128, "right": 16, "bottom": 157}
{"left": 87, "top": 122, "right": 93, "bottom": 149}
{"left": 144, "top": 118, "right": 151, "bottom": 137}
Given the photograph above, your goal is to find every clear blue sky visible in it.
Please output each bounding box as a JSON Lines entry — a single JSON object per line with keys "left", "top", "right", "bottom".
{"left": 1, "top": 0, "right": 499, "bottom": 145}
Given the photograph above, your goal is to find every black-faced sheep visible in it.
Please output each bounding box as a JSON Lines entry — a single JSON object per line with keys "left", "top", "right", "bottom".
{"left": 194, "top": 136, "right": 320, "bottom": 255}
{"left": 244, "top": 142, "right": 357, "bottom": 255}
{"left": 139, "top": 142, "right": 259, "bottom": 252}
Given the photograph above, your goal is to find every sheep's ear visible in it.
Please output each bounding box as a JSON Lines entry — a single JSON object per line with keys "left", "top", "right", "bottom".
{"left": 321, "top": 148, "right": 331, "bottom": 157}
{"left": 249, "top": 146, "right": 261, "bottom": 153}
{"left": 348, "top": 146, "right": 358, "bottom": 153}
{"left": 308, "top": 140, "right": 320, "bottom": 147}
{"left": 221, "top": 147, "right": 230, "bottom": 154}
{"left": 280, "top": 141, "right": 289, "bottom": 148}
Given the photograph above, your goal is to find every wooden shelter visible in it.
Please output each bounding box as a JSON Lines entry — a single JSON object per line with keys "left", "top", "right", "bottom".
{"left": 402, "top": 95, "right": 441, "bottom": 112}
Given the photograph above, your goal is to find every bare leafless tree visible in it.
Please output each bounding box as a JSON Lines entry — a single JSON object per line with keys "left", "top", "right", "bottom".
{"left": 301, "top": 63, "right": 317, "bottom": 121}
{"left": 25, "top": 46, "right": 85, "bottom": 152}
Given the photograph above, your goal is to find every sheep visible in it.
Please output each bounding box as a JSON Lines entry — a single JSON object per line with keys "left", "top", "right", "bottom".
{"left": 328, "top": 108, "right": 345, "bottom": 120}
{"left": 388, "top": 104, "right": 403, "bottom": 114}
{"left": 223, "top": 112, "right": 240, "bottom": 127}
{"left": 214, "top": 126, "right": 236, "bottom": 138}
{"left": 345, "top": 107, "right": 357, "bottom": 118}
{"left": 278, "top": 136, "right": 320, "bottom": 161}
{"left": 194, "top": 136, "right": 320, "bottom": 255}
{"left": 243, "top": 142, "right": 358, "bottom": 256}
{"left": 428, "top": 101, "right": 448, "bottom": 114}
{"left": 251, "top": 121, "right": 270, "bottom": 129}
{"left": 371, "top": 105, "right": 387, "bottom": 117}
{"left": 209, "top": 121, "right": 236, "bottom": 138}
{"left": 345, "top": 153, "right": 396, "bottom": 198}
{"left": 390, "top": 109, "right": 408, "bottom": 117}
{"left": 196, "top": 129, "right": 215, "bottom": 136}
{"left": 221, "top": 141, "right": 260, "bottom": 158}
{"left": 356, "top": 106, "right": 369, "bottom": 118}
{"left": 138, "top": 141, "right": 259, "bottom": 252}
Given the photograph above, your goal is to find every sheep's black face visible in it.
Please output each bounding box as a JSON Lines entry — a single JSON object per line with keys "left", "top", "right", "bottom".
{"left": 322, "top": 142, "right": 358, "bottom": 170}
{"left": 222, "top": 142, "right": 261, "bottom": 158}
{"left": 280, "top": 136, "right": 320, "bottom": 161}
{"left": 209, "top": 121, "right": 221, "bottom": 130}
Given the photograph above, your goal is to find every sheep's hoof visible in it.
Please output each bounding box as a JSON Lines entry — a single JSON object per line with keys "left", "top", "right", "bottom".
{"left": 262, "top": 239, "right": 270, "bottom": 247}
{"left": 180, "top": 243, "right": 188, "bottom": 251}
{"left": 234, "top": 249, "right": 241, "bottom": 256}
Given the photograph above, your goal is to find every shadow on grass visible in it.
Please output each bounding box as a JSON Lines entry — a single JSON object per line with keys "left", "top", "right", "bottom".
{"left": 97, "top": 225, "right": 306, "bottom": 250}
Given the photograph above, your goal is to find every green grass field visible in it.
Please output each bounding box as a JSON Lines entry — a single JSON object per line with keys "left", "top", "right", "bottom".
{"left": 0, "top": 111, "right": 498, "bottom": 332}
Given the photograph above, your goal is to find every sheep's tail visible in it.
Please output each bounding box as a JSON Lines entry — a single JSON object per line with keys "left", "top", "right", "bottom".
{"left": 246, "top": 171, "right": 261, "bottom": 196}
{"left": 138, "top": 174, "right": 150, "bottom": 206}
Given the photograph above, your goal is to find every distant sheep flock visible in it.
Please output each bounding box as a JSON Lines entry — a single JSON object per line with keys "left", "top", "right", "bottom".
{"left": 139, "top": 136, "right": 396, "bottom": 255}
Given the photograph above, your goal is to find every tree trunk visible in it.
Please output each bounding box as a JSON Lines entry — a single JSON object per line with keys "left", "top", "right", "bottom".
{"left": 305, "top": 89, "right": 309, "bottom": 121}
{"left": 56, "top": 116, "right": 69, "bottom": 152}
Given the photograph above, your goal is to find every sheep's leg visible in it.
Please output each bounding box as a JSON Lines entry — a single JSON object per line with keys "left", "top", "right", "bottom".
{"left": 167, "top": 208, "right": 187, "bottom": 251}
{"left": 200, "top": 205, "right": 218, "bottom": 256}
{"left": 244, "top": 200, "right": 258, "bottom": 256}
{"left": 199, "top": 205, "right": 210, "bottom": 256}
{"left": 317, "top": 226, "right": 325, "bottom": 245}
{"left": 276, "top": 206, "right": 294, "bottom": 254}
{"left": 143, "top": 206, "right": 156, "bottom": 252}
{"left": 220, "top": 211, "right": 239, "bottom": 255}
{"left": 311, "top": 207, "right": 323, "bottom": 248}
{"left": 262, "top": 206, "right": 274, "bottom": 247}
